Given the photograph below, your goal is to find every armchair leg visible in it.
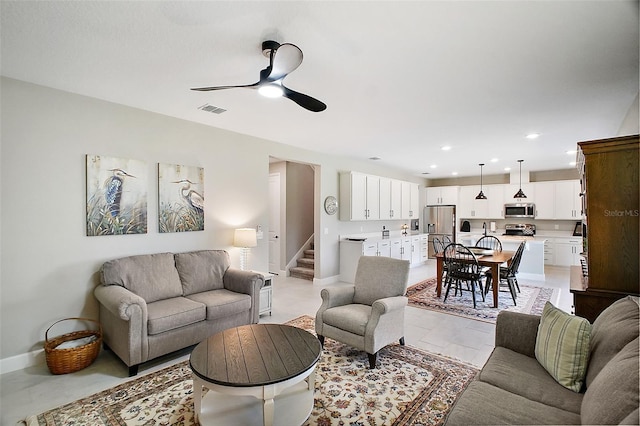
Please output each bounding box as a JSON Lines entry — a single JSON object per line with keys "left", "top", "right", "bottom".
{"left": 399, "top": 337, "right": 405, "bottom": 346}
{"left": 318, "top": 335, "right": 325, "bottom": 347}
{"left": 367, "top": 353, "right": 377, "bottom": 369}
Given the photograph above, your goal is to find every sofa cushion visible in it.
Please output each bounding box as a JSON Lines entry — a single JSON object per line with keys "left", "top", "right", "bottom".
{"left": 174, "top": 250, "right": 230, "bottom": 295}
{"left": 321, "top": 304, "right": 373, "bottom": 336}
{"left": 535, "top": 302, "right": 591, "bottom": 392}
{"left": 479, "top": 347, "right": 584, "bottom": 414}
{"left": 101, "top": 253, "right": 183, "bottom": 303}
{"left": 444, "top": 381, "right": 581, "bottom": 425}
{"left": 186, "top": 289, "right": 251, "bottom": 320}
{"left": 581, "top": 337, "right": 640, "bottom": 425}
{"left": 586, "top": 296, "right": 640, "bottom": 387}
{"left": 146, "top": 297, "right": 206, "bottom": 335}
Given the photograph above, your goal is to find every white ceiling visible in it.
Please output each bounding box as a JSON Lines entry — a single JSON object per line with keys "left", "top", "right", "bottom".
{"left": 2, "top": 1, "right": 638, "bottom": 179}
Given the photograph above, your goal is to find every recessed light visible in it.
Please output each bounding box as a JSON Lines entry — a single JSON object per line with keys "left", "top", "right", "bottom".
{"left": 504, "top": 167, "right": 511, "bottom": 171}
{"left": 490, "top": 158, "right": 499, "bottom": 162}
{"left": 569, "top": 161, "right": 577, "bottom": 166}
{"left": 566, "top": 150, "right": 577, "bottom": 155}
{"left": 441, "top": 146, "right": 452, "bottom": 151}
{"left": 452, "top": 172, "right": 458, "bottom": 176}
{"left": 526, "top": 133, "right": 540, "bottom": 140}
{"left": 430, "top": 164, "right": 437, "bottom": 169}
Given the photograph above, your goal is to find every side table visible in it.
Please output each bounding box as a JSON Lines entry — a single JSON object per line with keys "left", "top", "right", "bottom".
{"left": 254, "top": 271, "right": 274, "bottom": 316}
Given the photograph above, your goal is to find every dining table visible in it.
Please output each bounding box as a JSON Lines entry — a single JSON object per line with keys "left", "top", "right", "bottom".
{"left": 435, "top": 249, "right": 516, "bottom": 308}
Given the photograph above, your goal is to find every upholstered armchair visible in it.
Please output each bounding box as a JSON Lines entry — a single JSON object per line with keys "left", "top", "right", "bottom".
{"left": 315, "top": 256, "right": 410, "bottom": 369}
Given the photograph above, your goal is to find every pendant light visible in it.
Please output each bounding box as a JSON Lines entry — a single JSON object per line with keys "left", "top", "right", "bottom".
{"left": 475, "top": 163, "right": 487, "bottom": 199}
{"left": 513, "top": 159, "right": 527, "bottom": 198}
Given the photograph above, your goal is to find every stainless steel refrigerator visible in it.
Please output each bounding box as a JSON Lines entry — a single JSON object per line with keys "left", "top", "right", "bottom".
{"left": 423, "top": 205, "right": 456, "bottom": 258}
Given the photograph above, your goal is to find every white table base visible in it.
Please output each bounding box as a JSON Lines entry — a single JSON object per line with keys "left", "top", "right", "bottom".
{"left": 193, "top": 364, "right": 317, "bottom": 426}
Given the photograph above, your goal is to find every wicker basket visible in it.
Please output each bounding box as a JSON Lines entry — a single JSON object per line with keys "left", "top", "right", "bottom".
{"left": 44, "top": 317, "right": 102, "bottom": 375}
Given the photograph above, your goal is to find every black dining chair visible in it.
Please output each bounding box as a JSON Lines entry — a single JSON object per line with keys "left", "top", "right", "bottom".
{"left": 443, "top": 243, "right": 485, "bottom": 309}
{"left": 484, "top": 241, "right": 526, "bottom": 305}
{"left": 475, "top": 235, "right": 503, "bottom": 252}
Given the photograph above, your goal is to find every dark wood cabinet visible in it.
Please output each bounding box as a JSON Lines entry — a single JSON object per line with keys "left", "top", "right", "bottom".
{"left": 570, "top": 134, "right": 639, "bottom": 322}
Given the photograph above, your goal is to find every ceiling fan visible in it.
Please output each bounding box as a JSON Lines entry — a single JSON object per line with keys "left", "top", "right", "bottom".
{"left": 191, "top": 40, "right": 327, "bottom": 112}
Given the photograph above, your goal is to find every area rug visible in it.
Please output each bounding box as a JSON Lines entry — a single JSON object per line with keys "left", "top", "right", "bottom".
{"left": 406, "top": 277, "right": 557, "bottom": 323}
{"left": 26, "top": 315, "right": 479, "bottom": 426}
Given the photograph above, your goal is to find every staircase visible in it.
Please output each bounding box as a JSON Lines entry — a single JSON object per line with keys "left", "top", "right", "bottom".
{"left": 290, "top": 243, "right": 315, "bottom": 281}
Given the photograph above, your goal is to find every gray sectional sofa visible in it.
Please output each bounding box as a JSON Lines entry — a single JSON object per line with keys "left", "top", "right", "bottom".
{"left": 94, "top": 250, "right": 264, "bottom": 376}
{"left": 446, "top": 296, "right": 640, "bottom": 425}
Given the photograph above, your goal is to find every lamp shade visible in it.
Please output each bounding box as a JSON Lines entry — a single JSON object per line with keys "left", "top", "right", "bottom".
{"left": 234, "top": 228, "right": 257, "bottom": 248}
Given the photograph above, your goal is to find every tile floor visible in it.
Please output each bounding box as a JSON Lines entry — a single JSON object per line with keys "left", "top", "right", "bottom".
{"left": 0, "top": 260, "right": 573, "bottom": 425}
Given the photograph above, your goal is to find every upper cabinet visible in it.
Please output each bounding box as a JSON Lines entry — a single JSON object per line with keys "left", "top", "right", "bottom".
{"left": 426, "top": 186, "right": 459, "bottom": 205}
{"left": 533, "top": 180, "right": 581, "bottom": 219}
{"left": 340, "top": 172, "right": 420, "bottom": 222}
{"left": 504, "top": 183, "right": 535, "bottom": 203}
{"left": 340, "top": 172, "right": 380, "bottom": 221}
{"left": 401, "top": 181, "right": 420, "bottom": 219}
{"left": 458, "top": 184, "right": 504, "bottom": 219}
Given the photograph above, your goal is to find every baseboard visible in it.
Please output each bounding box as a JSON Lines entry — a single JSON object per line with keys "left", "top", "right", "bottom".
{"left": 0, "top": 348, "right": 44, "bottom": 374}
{"left": 312, "top": 275, "right": 339, "bottom": 285}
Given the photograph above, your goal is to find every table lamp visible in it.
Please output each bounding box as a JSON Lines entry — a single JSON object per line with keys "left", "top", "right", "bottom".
{"left": 234, "top": 228, "right": 257, "bottom": 271}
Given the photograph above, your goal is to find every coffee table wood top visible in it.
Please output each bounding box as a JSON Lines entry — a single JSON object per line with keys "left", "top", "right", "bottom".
{"left": 190, "top": 324, "right": 321, "bottom": 387}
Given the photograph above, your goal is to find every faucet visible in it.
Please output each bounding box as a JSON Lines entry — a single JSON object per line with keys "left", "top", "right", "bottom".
{"left": 483, "top": 222, "right": 487, "bottom": 236}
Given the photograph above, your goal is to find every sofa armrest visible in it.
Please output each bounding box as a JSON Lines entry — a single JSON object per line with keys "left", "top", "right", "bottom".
{"left": 223, "top": 269, "right": 264, "bottom": 323}
{"left": 94, "top": 285, "right": 149, "bottom": 367}
{"left": 495, "top": 310, "right": 541, "bottom": 358}
{"left": 94, "top": 284, "right": 148, "bottom": 321}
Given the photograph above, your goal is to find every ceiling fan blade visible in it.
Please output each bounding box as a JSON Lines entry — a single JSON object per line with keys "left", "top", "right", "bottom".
{"left": 191, "top": 82, "right": 258, "bottom": 91}
{"left": 282, "top": 85, "right": 327, "bottom": 112}
{"left": 268, "top": 43, "right": 303, "bottom": 81}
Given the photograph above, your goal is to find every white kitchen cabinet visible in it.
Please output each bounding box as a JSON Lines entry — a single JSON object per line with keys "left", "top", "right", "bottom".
{"left": 390, "top": 179, "right": 402, "bottom": 220}
{"left": 426, "top": 186, "right": 458, "bottom": 205}
{"left": 555, "top": 237, "right": 583, "bottom": 266}
{"left": 543, "top": 238, "right": 555, "bottom": 265}
{"left": 379, "top": 177, "right": 392, "bottom": 220}
{"left": 401, "top": 181, "right": 420, "bottom": 219}
{"left": 554, "top": 180, "right": 582, "bottom": 219}
{"left": 457, "top": 185, "right": 503, "bottom": 219}
{"left": 340, "top": 235, "right": 428, "bottom": 282}
{"left": 340, "top": 172, "right": 380, "bottom": 221}
{"left": 534, "top": 182, "right": 556, "bottom": 219}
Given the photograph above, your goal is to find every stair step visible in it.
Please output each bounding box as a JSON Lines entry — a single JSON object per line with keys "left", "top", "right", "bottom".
{"left": 304, "top": 249, "right": 315, "bottom": 258}
{"left": 290, "top": 266, "right": 314, "bottom": 281}
{"left": 297, "top": 257, "right": 315, "bottom": 267}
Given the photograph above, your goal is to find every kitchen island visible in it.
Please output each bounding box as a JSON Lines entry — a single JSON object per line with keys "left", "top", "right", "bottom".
{"left": 458, "top": 234, "right": 546, "bottom": 281}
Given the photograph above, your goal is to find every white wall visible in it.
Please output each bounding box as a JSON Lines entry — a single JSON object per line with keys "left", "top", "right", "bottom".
{"left": 0, "top": 77, "right": 425, "bottom": 369}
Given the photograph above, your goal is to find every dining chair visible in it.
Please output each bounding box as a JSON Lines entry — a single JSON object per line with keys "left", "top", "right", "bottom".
{"left": 484, "top": 241, "right": 526, "bottom": 305}
{"left": 443, "top": 243, "right": 485, "bottom": 309}
{"left": 475, "top": 235, "right": 503, "bottom": 252}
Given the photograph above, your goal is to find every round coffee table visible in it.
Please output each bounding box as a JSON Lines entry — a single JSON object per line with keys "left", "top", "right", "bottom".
{"left": 190, "top": 323, "right": 322, "bottom": 426}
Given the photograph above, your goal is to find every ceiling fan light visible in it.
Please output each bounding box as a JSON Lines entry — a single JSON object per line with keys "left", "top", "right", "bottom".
{"left": 258, "top": 84, "right": 283, "bottom": 98}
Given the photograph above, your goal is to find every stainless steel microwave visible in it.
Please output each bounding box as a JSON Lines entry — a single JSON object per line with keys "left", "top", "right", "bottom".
{"left": 504, "top": 203, "right": 535, "bottom": 218}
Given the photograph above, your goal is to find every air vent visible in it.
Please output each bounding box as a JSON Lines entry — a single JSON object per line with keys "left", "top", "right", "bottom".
{"left": 198, "top": 104, "right": 227, "bottom": 114}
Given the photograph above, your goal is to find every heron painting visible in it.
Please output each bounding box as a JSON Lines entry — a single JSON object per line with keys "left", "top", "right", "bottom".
{"left": 86, "top": 155, "right": 148, "bottom": 236}
{"left": 158, "top": 163, "right": 204, "bottom": 232}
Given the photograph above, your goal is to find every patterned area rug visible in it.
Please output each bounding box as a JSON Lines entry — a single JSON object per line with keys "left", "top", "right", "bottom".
{"left": 407, "top": 277, "right": 557, "bottom": 323}
{"left": 26, "top": 315, "right": 479, "bottom": 426}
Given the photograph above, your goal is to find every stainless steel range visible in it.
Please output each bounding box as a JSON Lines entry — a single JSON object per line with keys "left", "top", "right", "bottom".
{"left": 503, "top": 223, "right": 536, "bottom": 236}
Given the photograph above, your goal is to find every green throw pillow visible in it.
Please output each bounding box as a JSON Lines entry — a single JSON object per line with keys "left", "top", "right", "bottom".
{"left": 535, "top": 302, "right": 591, "bottom": 392}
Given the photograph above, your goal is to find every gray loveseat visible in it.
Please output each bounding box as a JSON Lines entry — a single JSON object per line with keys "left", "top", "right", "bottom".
{"left": 94, "top": 250, "right": 264, "bottom": 376}
{"left": 446, "top": 296, "right": 640, "bottom": 425}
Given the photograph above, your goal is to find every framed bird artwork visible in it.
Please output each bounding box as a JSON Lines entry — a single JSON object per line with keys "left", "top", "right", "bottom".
{"left": 86, "top": 154, "right": 148, "bottom": 236}
{"left": 158, "top": 163, "right": 205, "bottom": 233}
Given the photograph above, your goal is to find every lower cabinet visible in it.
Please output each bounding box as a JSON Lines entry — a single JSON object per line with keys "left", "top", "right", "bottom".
{"left": 554, "top": 238, "right": 583, "bottom": 266}
{"left": 339, "top": 235, "right": 428, "bottom": 283}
